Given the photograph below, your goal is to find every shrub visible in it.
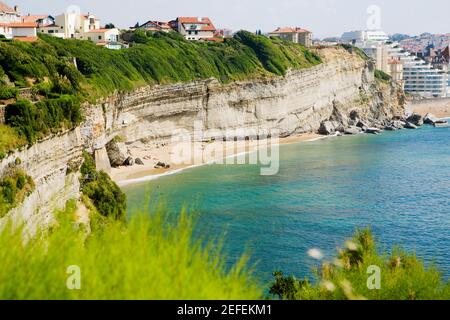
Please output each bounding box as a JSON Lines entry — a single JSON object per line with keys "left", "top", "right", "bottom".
{"left": 0, "top": 169, "right": 34, "bottom": 218}
{"left": 375, "top": 69, "right": 391, "bottom": 82}
{"left": 0, "top": 208, "right": 261, "bottom": 300}
{"left": 0, "top": 124, "right": 25, "bottom": 155}
{"left": 5, "top": 96, "right": 81, "bottom": 143}
{"left": 80, "top": 152, "right": 127, "bottom": 221}
{"left": 269, "top": 228, "right": 450, "bottom": 300}
{"left": 0, "top": 86, "right": 19, "bottom": 100}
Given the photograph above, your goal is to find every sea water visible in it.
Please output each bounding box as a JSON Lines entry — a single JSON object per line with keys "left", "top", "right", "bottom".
{"left": 124, "top": 125, "right": 450, "bottom": 283}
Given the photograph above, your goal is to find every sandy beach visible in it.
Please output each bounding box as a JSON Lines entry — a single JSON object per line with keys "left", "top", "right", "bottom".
{"left": 409, "top": 99, "right": 450, "bottom": 118}
{"left": 111, "top": 133, "right": 322, "bottom": 185}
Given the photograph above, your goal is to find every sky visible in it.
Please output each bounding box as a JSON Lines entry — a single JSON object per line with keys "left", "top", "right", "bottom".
{"left": 12, "top": 0, "right": 450, "bottom": 38}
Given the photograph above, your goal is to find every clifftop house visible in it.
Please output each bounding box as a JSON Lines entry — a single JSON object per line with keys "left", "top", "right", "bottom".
{"left": 268, "top": 27, "right": 313, "bottom": 47}
{"left": 0, "top": 1, "right": 38, "bottom": 41}
{"left": 137, "top": 20, "right": 172, "bottom": 33}
{"left": 171, "top": 17, "right": 216, "bottom": 41}
{"left": 37, "top": 12, "right": 121, "bottom": 48}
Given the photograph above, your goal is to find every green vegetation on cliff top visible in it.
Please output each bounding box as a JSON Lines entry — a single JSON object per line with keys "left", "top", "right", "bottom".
{"left": 0, "top": 31, "right": 322, "bottom": 100}
{"left": 0, "top": 31, "right": 322, "bottom": 155}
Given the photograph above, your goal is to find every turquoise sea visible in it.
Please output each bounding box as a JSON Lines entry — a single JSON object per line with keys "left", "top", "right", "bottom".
{"left": 124, "top": 124, "right": 450, "bottom": 283}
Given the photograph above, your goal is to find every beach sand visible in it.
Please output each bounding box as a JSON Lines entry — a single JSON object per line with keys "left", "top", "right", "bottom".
{"left": 111, "top": 133, "right": 322, "bottom": 185}
{"left": 409, "top": 99, "right": 450, "bottom": 118}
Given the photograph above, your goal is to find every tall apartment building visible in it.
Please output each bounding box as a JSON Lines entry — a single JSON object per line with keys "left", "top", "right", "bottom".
{"left": 343, "top": 29, "right": 447, "bottom": 97}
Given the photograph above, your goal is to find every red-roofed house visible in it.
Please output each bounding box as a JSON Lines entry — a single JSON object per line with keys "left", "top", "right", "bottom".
{"left": 172, "top": 17, "right": 216, "bottom": 41}
{"left": 269, "top": 27, "right": 313, "bottom": 47}
{"left": 21, "top": 14, "right": 54, "bottom": 27}
{"left": 0, "top": 1, "right": 38, "bottom": 40}
{"left": 138, "top": 20, "right": 173, "bottom": 33}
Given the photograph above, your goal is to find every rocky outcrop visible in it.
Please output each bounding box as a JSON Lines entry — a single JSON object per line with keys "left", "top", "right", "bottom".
{"left": 0, "top": 129, "right": 83, "bottom": 232}
{"left": 106, "top": 140, "right": 129, "bottom": 167}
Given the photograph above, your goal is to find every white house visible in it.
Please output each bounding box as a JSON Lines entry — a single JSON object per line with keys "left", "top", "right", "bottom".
{"left": 85, "top": 28, "right": 119, "bottom": 44}
{"left": 172, "top": 17, "right": 216, "bottom": 41}
{"left": 37, "top": 12, "right": 121, "bottom": 48}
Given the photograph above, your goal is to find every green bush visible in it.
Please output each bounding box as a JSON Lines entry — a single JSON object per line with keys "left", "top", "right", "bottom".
{"left": 0, "top": 124, "right": 26, "bottom": 155}
{"left": 5, "top": 96, "right": 81, "bottom": 143}
{"left": 0, "top": 86, "right": 19, "bottom": 100}
{"left": 0, "top": 207, "right": 261, "bottom": 299}
{"left": 270, "top": 229, "right": 450, "bottom": 300}
{"left": 80, "top": 152, "right": 126, "bottom": 220}
{"left": 0, "top": 169, "right": 34, "bottom": 218}
{"left": 375, "top": 69, "right": 391, "bottom": 82}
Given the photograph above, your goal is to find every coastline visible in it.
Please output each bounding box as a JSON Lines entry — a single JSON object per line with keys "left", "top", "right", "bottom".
{"left": 113, "top": 133, "right": 323, "bottom": 187}
{"left": 408, "top": 98, "right": 450, "bottom": 118}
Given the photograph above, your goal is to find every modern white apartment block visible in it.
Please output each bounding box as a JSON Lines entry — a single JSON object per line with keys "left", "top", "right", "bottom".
{"left": 389, "top": 45, "right": 448, "bottom": 97}
{"left": 341, "top": 30, "right": 389, "bottom": 44}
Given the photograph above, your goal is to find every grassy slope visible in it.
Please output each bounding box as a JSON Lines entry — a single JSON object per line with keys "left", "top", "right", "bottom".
{"left": 0, "top": 202, "right": 261, "bottom": 300}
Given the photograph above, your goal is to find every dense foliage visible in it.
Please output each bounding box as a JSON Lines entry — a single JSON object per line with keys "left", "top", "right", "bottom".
{"left": 0, "top": 167, "right": 34, "bottom": 218}
{"left": 80, "top": 152, "right": 127, "bottom": 220}
{"left": 5, "top": 96, "right": 81, "bottom": 143}
{"left": 270, "top": 229, "right": 450, "bottom": 300}
{"left": 0, "top": 204, "right": 261, "bottom": 299}
{"left": 0, "top": 125, "right": 25, "bottom": 159}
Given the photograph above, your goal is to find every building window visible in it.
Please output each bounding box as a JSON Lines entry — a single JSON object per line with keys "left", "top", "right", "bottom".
{"left": 195, "top": 31, "right": 198, "bottom": 35}
{"left": 98, "top": 35, "right": 102, "bottom": 40}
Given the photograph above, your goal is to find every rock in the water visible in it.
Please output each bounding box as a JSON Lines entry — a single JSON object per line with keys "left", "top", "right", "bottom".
{"left": 356, "top": 120, "right": 369, "bottom": 130}
{"left": 406, "top": 113, "right": 423, "bottom": 126}
{"left": 124, "top": 156, "right": 134, "bottom": 166}
{"left": 392, "top": 120, "right": 405, "bottom": 129}
{"left": 319, "top": 121, "right": 337, "bottom": 135}
{"left": 135, "top": 158, "right": 144, "bottom": 165}
{"left": 384, "top": 125, "right": 397, "bottom": 131}
{"left": 423, "top": 113, "right": 437, "bottom": 125}
{"left": 365, "top": 127, "right": 382, "bottom": 134}
{"left": 344, "top": 126, "right": 361, "bottom": 135}
{"left": 404, "top": 122, "right": 418, "bottom": 129}
{"left": 106, "top": 140, "right": 130, "bottom": 167}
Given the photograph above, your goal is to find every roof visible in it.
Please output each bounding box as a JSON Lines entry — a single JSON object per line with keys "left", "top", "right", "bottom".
{"left": 269, "top": 27, "right": 312, "bottom": 34}
{"left": 87, "top": 28, "right": 116, "bottom": 33}
{"left": 140, "top": 20, "right": 172, "bottom": 30}
{"left": 2, "top": 22, "right": 38, "bottom": 28}
{"left": 177, "top": 17, "right": 216, "bottom": 30}
{"left": 0, "top": 1, "right": 15, "bottom": 13}
{"left": 13, "top": 36, "right": 38, "bottom": 42}
{"left": 21, "top": 15, "right": 50, "bottom": 23}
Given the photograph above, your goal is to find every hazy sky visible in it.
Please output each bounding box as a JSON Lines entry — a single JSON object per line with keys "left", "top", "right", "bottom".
{"left": 13, "top": 0, "right": 450, "bottom": 38}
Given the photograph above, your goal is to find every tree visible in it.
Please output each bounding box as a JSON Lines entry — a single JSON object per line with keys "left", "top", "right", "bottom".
{"left": 134, "top": 22, "right": 140, "bottom": 28}
{"left": 105, "top": 23, "right": 115, "bottom": 29}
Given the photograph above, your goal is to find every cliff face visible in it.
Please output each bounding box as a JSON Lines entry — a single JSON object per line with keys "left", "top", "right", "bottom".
{"left": 0, "top": 47, "right": 405, "bottom": 228}
{"left": 81, "top": 47, "right": 404, "bottom": 152}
